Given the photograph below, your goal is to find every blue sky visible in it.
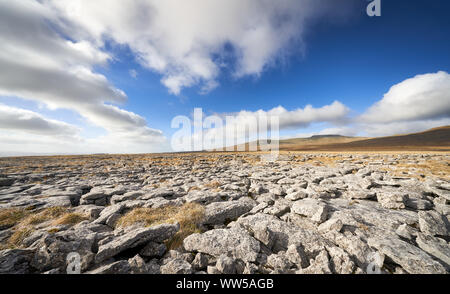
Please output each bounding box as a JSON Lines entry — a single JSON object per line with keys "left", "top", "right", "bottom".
{"left": 0, "top": 0, "right": 449, "bottom": 155}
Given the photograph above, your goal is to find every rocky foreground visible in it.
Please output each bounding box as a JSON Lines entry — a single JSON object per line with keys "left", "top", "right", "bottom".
{"left": 0, "top": 152, "right": 449, "bottom": 274}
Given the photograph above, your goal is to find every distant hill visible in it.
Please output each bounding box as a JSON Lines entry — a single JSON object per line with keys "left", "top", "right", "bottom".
{"left": 223, "top": 126, "right": 450, "bottom": 152}
{"left": 309, "top": 125, "right": 450, "bottom": 151}
{"left": 279, "top": 134, "right": 367, "bottom": 150}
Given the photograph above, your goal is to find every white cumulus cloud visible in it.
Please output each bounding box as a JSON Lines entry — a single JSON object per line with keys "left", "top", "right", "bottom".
{"left": 360, "top": 71, "right": 450, "bottom": 124}
{"left": 45, "top": 0, "right": 354, "bottom": 94}
{"left": 0, "top": 0, "right": 165, "bottom": 149}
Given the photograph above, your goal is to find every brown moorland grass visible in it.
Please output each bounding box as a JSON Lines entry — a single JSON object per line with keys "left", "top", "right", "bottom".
{"left": 116, "top": 203, "right": 205, "bottom": 250}
{"left": 51, "top": 212, "right": 89, "bottom": 226}
{"left": 0, "top": 206, "right": 88, "bottom": 249}
{"left": 382, "top": 160, "right": 450, "bottom": 181}
{"left": 204, "top": 180, "right": 222, "bottom": 189}
{"left": 0, "top": 208, "right": 31, "bottom": 229}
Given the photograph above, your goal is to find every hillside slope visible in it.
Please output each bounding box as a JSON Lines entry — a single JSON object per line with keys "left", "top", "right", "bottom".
{"left": 282, "top": 126, "right": 450, "bottom": 151}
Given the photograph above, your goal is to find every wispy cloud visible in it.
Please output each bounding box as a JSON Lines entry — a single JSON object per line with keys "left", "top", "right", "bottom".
{"left": 0, "top": 0, "right": 164, "bottom": 148}
{"left": 0, "top": 104, "right": 80, "bottom": 137}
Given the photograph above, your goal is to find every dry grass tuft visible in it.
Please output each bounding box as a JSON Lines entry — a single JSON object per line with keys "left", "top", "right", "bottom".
{"left": 204, "top": 180, "right": 222, "bottom": 189}
{"left": 8, "top": 227, "right": 35, "bottom": 248}
{"left": 188, "top": 186, "right": 200, "bottom": 192}
{"left": 357, "top": 223, "right": 370, "bottom": 232}
{"left": 0, "top": 206, "right": 87, "bottom": 249}
{"left": 0, "top": 208, "right": 30, "bottom": 229}
{"left": 116, "top": 203, "right": 205, "bottom": 250}
{"left": 52, "top": 213, "right": 88, "bottom": 226}
{"left": 21, "top": 207, "right": 69, "bottom": 226}
{"left": 384, "top": 160, "right": 450, "bottom": 181}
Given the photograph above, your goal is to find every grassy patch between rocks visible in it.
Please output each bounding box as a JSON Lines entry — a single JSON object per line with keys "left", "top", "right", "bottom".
{"left": 51, "top": 212, "right": 89, "bottom": 226}
{"left": 116, "top": 203, "right": 205, "bottom": 250}
{"left": 0, "top": 207, "right": 31, "bottom": 229}
{"left": 382, "top": 160, "right": 450, "bottom": 181}
{"left": 0, "top": 206, "right": 88, "bottom": 249}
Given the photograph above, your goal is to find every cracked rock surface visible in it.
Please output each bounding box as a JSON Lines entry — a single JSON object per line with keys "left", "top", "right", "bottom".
{"left": 0, "top": 152, "right": 449, "bottom": 274}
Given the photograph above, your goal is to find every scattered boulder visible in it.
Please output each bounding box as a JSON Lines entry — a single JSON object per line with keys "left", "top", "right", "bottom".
{"left": 86, "top": 260, "right": 131, "bottom": 274}
{"left": 285, "top": 190, "right": 308, "bottom": 201}
{"left": 31, "top": 228, "right": 97, "bottom": 272}
{"left": 291, "top": 198, "right": 329, "bottom": 224}
{"left": 160, "top": 258, "right": 193, "bottom": 274}
{"left": 202, "top": 198, "right": 255, "bottom": 225}
{"left": 192, "top": 253, "right": 209, "bottom": 270}
{"left": 216, "top": 254, "right": 237, "bottom": 274}
{"left": 418, "top": 211, "right": 449, "bottom": 236}
{"left": 376, "top": 192, "right": 406, "bottom": 210}
{"left": 0, "top": 178, "right": 15, "bottom": 187}
{"left": 140, "top": 242, "right": 166, "bottom": 258}
{"left": 183, "top": 227, "right": 260, "bottom": 262}
{"left": 318, "top": 218, "right": 343, "bottom": 234}
{"left": 368, "top": 235, "right": 447, "bottom": 274}
{"left": 416, "top": 233, "right": 450, "bottom": 266}
{"left": 0, "top": 249, "right": 35, "bottom": 274}
{"left": 95, "top": 223, "right": 180, "bottom": 263}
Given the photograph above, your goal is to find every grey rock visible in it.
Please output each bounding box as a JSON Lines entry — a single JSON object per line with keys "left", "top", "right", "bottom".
{"left": 243, "top": 262, "right": 259, "bottom": 274}
{"left": 93, "top": 203, "right": 125, "bottom": 225}
{"left": 31, "top": 228, "right": 96, "bottom": 272}
{"left": 147, "top": 259, "right": 161, "bottom": 274}
{"left": 434, "top": 204, "right": 450, "bottom": 216}
{"left": 95, "top": 223, "right": 179, "bottom": 263}
{"left": 263, "top": 201, "right": 290, "bottom": 217}
{"left": 0, "top": 249, "right": 34, "bottom": 274}
{"left": 73, "top": 205, "right": 104, "bottom": 220}
{"left": 286, "top": 244, "right": 309, "bottom": 269}
{"left": 377, "top": 192, "right": 406, "bottom": 210}
{"left": 285, "top": 190, "right": 308, "bottom": 201}
{"left": 160, "top": 258, "right": 193, "bottom": 274}
{"left": 80, "top": 190, "right": 106, "bottom": 204}
{"left": 206, "top": 265, "right": 221, "bottom": 274}
{"left": 140, "top": 242, "right": 166, "bottom": 258}
{"left": 405, "top": 197, "right": 432, "bottom": 210}
{"left": 418, "top": 211, "right": 449, "bottom": 236}
{"left": 203, "top": 198, "right": 255, "bottom": 225}
{"left": 43, "top": 268, "right": 61, "bottom": 274}
{"left": 326, "top": 246, "right": 356, "bottom": 274}
{"left": 318, "top": 218, "right": 343, "bottom": 233}
{"left": 368, "top": 235, "right": 447, "bottom": 274}
{"left": 345, "top": 189, "right": 376, "bottom": 200}
{"left": 164, "top": 250, "right": 195, "bottom": 264}
{"left": 216, "top": 255, "right": 237, "bottom": 274}
{"left": 0, "top": 177, "right": 15, "bottom": 187}
{"left": 395, "top": 224, "right": 417, "bottom": 240}
{"left": 128, "top": 254, "right": 149, "bottom": 274}
{"left": 86, "top": 260, "right": 131, "bottom": 274}
{"left": 299, "top": 250, "right": 332, "bottom": 274}
{"left": 416, "top": 233, "right": 450, "bottom": 266}
{"left": 105, "top": 213, "right": 122, "bottom": 228}
{"left": 192, "top": 253, "right": 209, "bottom": 270}
{"left": 267, "top": 252, "right": 293, "bottom": 271}
{"left": 252, "top": 223, "right": 276, "bottom": 250}
{"left": 291, "top": 198, "right": 329, "bottom": 224}
{"left": 185, "top": 191, "right": 221, "bottom": 205}
{"left": 183, "top": 227, "right": 260, "bottom": 262}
